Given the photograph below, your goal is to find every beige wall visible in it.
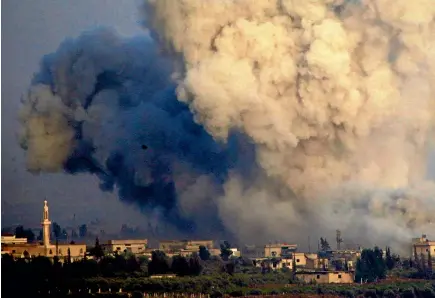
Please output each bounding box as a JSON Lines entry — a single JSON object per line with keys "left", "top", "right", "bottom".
{"left": 306, "top": 257, "right": 329, "bottom": 270}
{"left": 3, "top": 244, "right": 46, "bottom": 257}
{"left": 253, "top": 257, "right": 294, "bottom": 270}
{"left": 294, "top": 252, "right": 307, "bottom": 266}
{"left": 1, "top": 236, "right": 28, "bottom": 245}
{"left": 159, "top": 240, "right": 213, "bottom": 252}
{"left": 2, "top": 243, "right": 85, "bottom": 261}
{"left": 414, "top": 243, "right": 435, "bottom": 255}
{"left": 57, "top": 244, "right": 86, "bottom": 258}
{"left": 413, "top": 242, "right": 435, "bottom": 269}
{"left": 264, "top": 244, "right": 297, "bottom": 258}
{"left": 187, "top": 240, "right": 213, "bottom": 249}
{"left": 297, "top": 271, "right": 354, "bottom": 284}
{"left": 159, "top": 240, "right": 188, "bottom": 251}
{"left": 104, "top": 239, "right": 148, "bottom": 254}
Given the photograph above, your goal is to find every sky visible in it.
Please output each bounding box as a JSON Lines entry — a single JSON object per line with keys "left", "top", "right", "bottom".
{"left": 1, "top": 0, "right": 152, "bottom": 232}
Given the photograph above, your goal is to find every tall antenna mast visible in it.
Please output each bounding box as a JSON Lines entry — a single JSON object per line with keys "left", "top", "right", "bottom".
{"left": 336, "top": 230, "right": 343, "bottom": 251}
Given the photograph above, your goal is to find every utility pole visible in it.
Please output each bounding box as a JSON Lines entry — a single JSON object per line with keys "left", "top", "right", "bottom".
{"left": 336, "top": 230, "right": 343, "bottom": 251}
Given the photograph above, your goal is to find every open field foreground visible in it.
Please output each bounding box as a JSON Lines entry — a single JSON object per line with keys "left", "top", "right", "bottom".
{"left": 35, "top": 279, "right": 435, "bottom": 298}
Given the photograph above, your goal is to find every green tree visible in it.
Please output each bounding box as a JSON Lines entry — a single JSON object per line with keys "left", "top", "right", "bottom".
{"left": 148, "top": 250, "right": 170, "bottom": 275}
{"left": 89, "top": 237, "right": 104, "bottom": 259}
{"left": 355, "top": 247, "right": 386, "bottom": 283}
{"left": 15, "top": 226, "right": 35, "bottom": 242}
{"left": 320, "top": 237, "right": 331, "bottom": 251}
{"left": 189, "top": 254, "right": 203, "bottom": 275}
{"left": 385, "top": 247, "right": 396, "bottom": 270}
{"left": 171, "top": 255, "right": 190, "bottom": 276}
{"left": 199, "top": 245, "right": 211, "bottom": 261}
{"left": 220, "top": 241, "right": 233, "bottom": 261}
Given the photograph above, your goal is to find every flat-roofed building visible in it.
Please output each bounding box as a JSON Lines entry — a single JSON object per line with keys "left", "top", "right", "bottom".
{"left": 1, "top": 235, "right": 28, "bottom": 245}
{"left": 103, "top": 239, "right": 148, "bottom": 254}
{"left": 264, "top": 243, "right": 297, "bottom": 258}
{"left": 159, "top": 240, "right": 214, "bottom": 254}
{"left": 297, "top": 271, "right": 354, "bottom": 284}
{"left": 412, "top": 234, "right": 435, "bottom": 270}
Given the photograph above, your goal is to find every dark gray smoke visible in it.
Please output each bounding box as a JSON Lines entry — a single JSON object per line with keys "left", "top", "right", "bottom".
{"left": 19, "top": 27, "right": 256, "bottom": 238}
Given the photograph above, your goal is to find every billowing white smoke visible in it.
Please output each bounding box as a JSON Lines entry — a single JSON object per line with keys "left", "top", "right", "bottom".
{"left": 144, "top": 0, "right": 435, "bottom": 250}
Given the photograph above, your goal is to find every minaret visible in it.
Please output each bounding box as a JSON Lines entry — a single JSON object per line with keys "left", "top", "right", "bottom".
{"left": 41, "top": 200, "right": 51, "bottom": 248}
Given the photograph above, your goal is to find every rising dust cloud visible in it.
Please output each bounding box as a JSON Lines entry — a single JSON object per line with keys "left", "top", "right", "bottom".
{"left": 19, "top": 0, "right": 435, "bottom": 252}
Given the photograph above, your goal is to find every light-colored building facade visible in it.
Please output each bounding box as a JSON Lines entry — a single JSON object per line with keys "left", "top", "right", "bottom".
{"left": 230, "top": 248, "right": 241, "bottom": 257}
{"left": 264, "top": 243, "right": 297, "bottom": 258}
{"left": 1, "top": 235, "right": 28, "bottom": 245}
{"left": 412, "top": 234, "right": 435, "bottom": 270}
{"left": 2, "top": 200, "right": 86, "bottom": 262}
{"left": 305, "top": 254, "right": 329, "bottom": 270}
{"left": 159, "top": 240, "right": 215, "bottom": 257}
{"left": 296, "top": 271, "right": 354, "bottom": 284}
{"left": 159, "top": 240, "right": 214, "bottom": 251}
{"left": 103, "top": 239, "right": 148, "bottom": 254}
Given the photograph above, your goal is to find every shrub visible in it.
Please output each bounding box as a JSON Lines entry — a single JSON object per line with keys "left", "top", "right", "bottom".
{"left": 364, "top": 289, "right": 377, "bottom": 298}
{"left": 131, "top": 292, "right": 143, "bottom": 298}
{"left": 383, "top": 289, "right": 396, "bottom": 298}
{"left": 248, "top": 289, "right": 262, "bottom": 296}
{"left": 229, "top": 289, "right": 244, "bottom": 297}
{"left": 402, "top": 287, "right": 416, "bottom": 298}
{"left": 341, "top": 289, "right": 355, "bottom": 298}
{"left": 210, "top": 290, "right": 224, "bottom": 298}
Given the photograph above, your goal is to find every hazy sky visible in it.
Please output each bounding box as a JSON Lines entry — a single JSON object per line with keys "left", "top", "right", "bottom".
{"left": 1, "top": 0, "right": 152, "bottom": 232}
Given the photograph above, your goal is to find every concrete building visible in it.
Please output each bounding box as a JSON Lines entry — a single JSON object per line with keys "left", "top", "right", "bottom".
{"left": 306, "top": 254, "right": 329, "bottom": 270}
{"left": 102, "top": 239, "right": 148, "bottom": 254}
{"left": 242, "top": 245, "right": 264, "bottom": 258}
{"left": 1, "top": 200, "right": 86, "bottom": 262}
{"left": 159, "top": 240, "right": 215, "bottom": 256}
{"left": 230, "top": 248, "right": 241, "bottom": 257}
{"left": 296, "top": 271, "right": 354, "bottom": 284}
{"left": 264, "top": 243, "right": 297, "bottom": 258}
{"left": 1, "top": 235, "right": 28, "bottom": 245}
{"left": 412, "top": 234, "right": 435, "bottom": 270}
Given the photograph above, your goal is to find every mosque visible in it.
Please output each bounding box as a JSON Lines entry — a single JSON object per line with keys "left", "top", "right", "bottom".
{"left": 1, "top": 200, "right": 86, "bottom": 261}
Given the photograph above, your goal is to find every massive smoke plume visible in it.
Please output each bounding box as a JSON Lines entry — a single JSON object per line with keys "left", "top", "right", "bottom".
{"left": 20, "top": 1, "right": 435, "bottom": 250}
{"left": 18, "top": 28, "right": 253, "bottom": 239}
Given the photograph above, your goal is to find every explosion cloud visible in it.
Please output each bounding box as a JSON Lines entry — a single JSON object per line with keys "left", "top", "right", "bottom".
{"left": 19, "top": 1, "right": 435, "bottom": 250}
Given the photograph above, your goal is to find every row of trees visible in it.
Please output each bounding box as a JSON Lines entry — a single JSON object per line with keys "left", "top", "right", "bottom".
{"left": 2, "top": 223, "right": 89, "bottom": 242}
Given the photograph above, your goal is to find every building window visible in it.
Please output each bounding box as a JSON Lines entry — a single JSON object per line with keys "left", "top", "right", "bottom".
{"left": 317, "top": 275, "right": 320, "bottom": 279}
{"left": 80, "top": 248, "right": 83, "bottom": 254}
{"left": 12, "top": 250, "right": 16, "bottom": 253}
{"left": 59, "top": 249, "right": 62, "bottom": 254}
{"left": 49, "top": 249, "right": 53, "bottom": 255}
{"left": 117, "top": 247, "right": 121, "bottom": 250}
{"left": 296, "top": 259, "right": 300, "bottom": 263}
{"left": 338, "top": 274, "right": 342, "bottom": 278}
